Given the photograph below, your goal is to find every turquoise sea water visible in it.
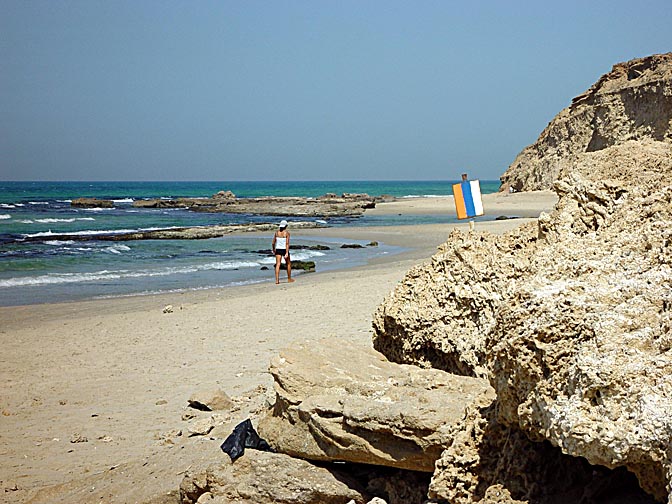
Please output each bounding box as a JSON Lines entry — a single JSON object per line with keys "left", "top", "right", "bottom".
{"left": 0, "top": 180, "right": 500, "bottom": 306}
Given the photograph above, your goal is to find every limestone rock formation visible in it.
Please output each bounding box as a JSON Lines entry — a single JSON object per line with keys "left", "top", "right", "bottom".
{"left": 179, "top": 450, "right": 367, "bottom": 504}
{"left": 132, "top": 192, "right": 380, "bottom": 217}
{"left": 488, "top": 176, "right": 672, "bottom": 501}
{"left": 372, "top": 224, "right": 539, "bottom": 378}
{"left": 500, "top": 52, "right": 672, "bottom": 192}
{"left": 258, "top": 339, "right": 492, "bottom": 472}
{"left": 427, "top": 390, "right": 657, "bottom": 504}
{"left": 71, "top": 197, "right": 114, "bottom": 208}
{"left": 373, "top": 146, "right": 672, "bottom": 500}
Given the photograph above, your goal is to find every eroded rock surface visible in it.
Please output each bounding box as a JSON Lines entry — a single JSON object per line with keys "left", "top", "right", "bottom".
{"left": 133, "top": 192, "right": 380, "bottom": 217}
{"left": 179, "top": 450, "right": 367, "bottom": 504}
{"left": 258, "top": 338, "right": 492, "bottom": 472}
{"left": 373, "top": 145, "right": 672, "bottom": 500}
{"left": 500, "top": 52, "right": 672, "bottom": 192}
{"left": 372, "top": 224, "right": 539, "bottom": 378}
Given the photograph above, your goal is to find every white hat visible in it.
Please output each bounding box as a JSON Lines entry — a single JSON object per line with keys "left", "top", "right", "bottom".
{"left": 279, "top": 220, "right": 288, "bottom": 228}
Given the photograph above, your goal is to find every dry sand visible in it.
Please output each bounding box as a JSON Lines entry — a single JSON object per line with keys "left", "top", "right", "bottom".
{"left": 0, "top": 190, "right": 557, "bottom": 503}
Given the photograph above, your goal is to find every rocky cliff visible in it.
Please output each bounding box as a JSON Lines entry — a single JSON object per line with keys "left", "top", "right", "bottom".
{"left": 373, "top": 56, "right": 672, "bottom": 502}
{"left": 500, "top": 52, "right": 672, "bottom": 192}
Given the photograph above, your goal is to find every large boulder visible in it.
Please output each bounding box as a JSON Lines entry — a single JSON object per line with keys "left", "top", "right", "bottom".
{"left": 487, "top": 175, "right": 672, "bottom": 501}
{"left": 500, "top": 52, "right": 672, "bottom": 192}
{"left": 258, "top": 339, "right": 492, "bottom": 472}
{"left": 179, "top": 450, "right": 367, "bottom": 504}
{"left": 372, "top": 225, "right": 538, "bottom": 379}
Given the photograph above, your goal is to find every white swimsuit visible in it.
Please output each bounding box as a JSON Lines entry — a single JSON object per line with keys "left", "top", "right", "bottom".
{"left": 275, "top": 236, "right": 287, "bottom": 250}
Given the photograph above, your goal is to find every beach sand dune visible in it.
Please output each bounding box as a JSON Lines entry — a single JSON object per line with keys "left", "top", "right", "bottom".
{"left": 0, "top": 191, "right": 557, "bottom": 503}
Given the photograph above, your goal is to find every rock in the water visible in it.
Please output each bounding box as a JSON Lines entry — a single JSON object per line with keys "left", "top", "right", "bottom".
{"left": 258, "top": 339, "right": 492, "bottom": 472}
{"left": 213, "top": 190, "right": 236, "bottom": 200}
{"left": 179, "top": 450, "right": 368, "bottom": 504}
{"left": 372, "top": 225, "right": 537, "bottom": 379}
{"left": 71, "top": 197, "right": 114, "bottom": 208}
{"left": 188, "top": 389, "right": 233, "bottom": 412}
{"left": 282, "top": 260, "right": 315, "bottom": 272}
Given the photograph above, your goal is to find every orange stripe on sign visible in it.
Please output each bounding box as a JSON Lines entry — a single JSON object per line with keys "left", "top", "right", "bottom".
{"left": 453, "top": 183, "right": 468, "bottom": 219}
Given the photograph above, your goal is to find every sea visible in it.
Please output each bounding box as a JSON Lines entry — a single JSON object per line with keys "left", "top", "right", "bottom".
{"left": 0, "top": 180, "right": 500, "bottom": 306}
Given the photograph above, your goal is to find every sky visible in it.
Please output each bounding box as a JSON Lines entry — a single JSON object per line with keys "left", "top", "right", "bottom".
{"left": 1, "top": 1, "right": 671, "bottom": 182}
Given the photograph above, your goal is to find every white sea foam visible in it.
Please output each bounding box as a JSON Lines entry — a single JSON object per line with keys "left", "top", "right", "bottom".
{"left": 45, "top": 240, "right": 76, "bottom": 245}
{"left": 22, "top": 226, "right": 179, "bottom": 238}
{"left": 291, "top": 251, "right": 326, "bottom": 261}
{"left": 82, "top": 207, "right": 113, "bottom": 212}
{"left": 28, "top": 201, "right": 49, "bottom": 205}
{"left": 34, "top": 217, "right": 96, "bottom": 223}
{"left": 0, "top": 204, "right": 16, "bottom": 209}
{"left": 0, "top": 259, "right": 267, "bottom": 288}
{"left": 0, "top": 214, "right": 11, "bottom": 220}
{"left": 104, "top": 245, "right": 131, "bottom": 254}
{"left": 57, "top": 199, "right": 73, "bottom": 203}
{"left": 18, "top": 219, "right": 34, "bottom": 224}
{"left": 112, "top": 198, "right": 134, "bottom": 204}
{"left": 22, "top": 229, "right": 133, "bottom": 238}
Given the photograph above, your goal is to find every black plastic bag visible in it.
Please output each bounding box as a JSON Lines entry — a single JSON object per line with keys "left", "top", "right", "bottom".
{"left": 220, "top": 419, "right": 271, "bottom": 461}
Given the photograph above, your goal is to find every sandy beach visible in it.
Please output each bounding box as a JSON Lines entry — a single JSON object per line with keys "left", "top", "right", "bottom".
{"left": 0, "top": 190, "right": 557, "bottom": 503}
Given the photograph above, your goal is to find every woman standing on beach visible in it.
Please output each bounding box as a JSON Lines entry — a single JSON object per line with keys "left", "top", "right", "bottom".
{"left": 272, "top": 220, "right": 294, "bottom": 284}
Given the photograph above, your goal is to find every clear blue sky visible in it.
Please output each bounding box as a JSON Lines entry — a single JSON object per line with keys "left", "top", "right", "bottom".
{"left": 1, "top": 1, "right": 670, "bottom": 182}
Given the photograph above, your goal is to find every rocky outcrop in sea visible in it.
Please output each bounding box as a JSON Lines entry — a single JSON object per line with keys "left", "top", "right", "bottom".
{"left": 500, "top": 52, "right": 672, "bottom": 192}
{"left": 131, "top": 191, "right": 383, "bottom": 217}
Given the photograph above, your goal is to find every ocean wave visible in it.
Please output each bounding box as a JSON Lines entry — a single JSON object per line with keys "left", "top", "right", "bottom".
{"left": 0, "top": 214, "right": 11, "bottom": 220}
{"left": 104, "top": 245, "right": 132, "bottom": 254}
{"left": 21, "top": 226, "right": 180, "bottom": 238}
{"left": 291, "top": 251, "right": 326, "bottom": 261}
{"left": 112, "top": 198, "right": 134, "bottom": 204}
{"left": 0, "top": 204, "right": 16, "bottom": 209}
{"left": 28, "top": 201, "right": 49, "bottom": 205}
{"left": 22, "top": 228, "right": 139, "bottom": 238}
{"left": 45, "top": 240, "right": 76, "bottom": 245}
{"left": 18, "top": 219, "right": 34, "bottom": 224}
{"left": 34, "top": 217, "right": 96, "bottom": 223}
{"left": 0, "top": 260, "right": 269, "bottom": 288}
{"left": 57, "top": 199, "right": 73, "bottom": 203}
{"left": 82, "top": 207, "right": 114, "bottom": 212}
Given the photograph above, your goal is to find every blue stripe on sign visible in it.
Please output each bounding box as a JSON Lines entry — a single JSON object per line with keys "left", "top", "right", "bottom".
{"left": 461, "top": 181, "right": 476, "bottom": 217}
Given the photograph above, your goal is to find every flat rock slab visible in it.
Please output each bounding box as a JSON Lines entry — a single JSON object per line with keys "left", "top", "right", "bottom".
{"left": 180, "top": 450, "right": 367, "bottom": 504}
{"left": 258, "top": 339, "right": 493, "bottom": 472}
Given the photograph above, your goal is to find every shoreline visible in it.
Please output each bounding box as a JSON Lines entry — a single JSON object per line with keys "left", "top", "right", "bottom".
{"left": 0, "top": 190, "right": 557, "bottom": 502}
{"left": 0, "top": 190, "right": 556, "bottom": 310}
